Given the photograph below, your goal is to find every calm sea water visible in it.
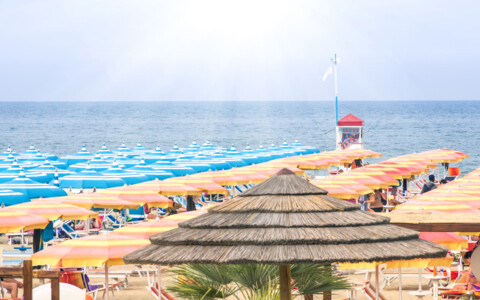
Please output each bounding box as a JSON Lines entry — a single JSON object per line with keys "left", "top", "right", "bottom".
{"left": 0, "top": 101, "right": 478, "bottom": 173}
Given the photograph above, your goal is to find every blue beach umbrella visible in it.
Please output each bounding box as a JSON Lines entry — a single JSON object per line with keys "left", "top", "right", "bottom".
{"left": 58, "top": 168, "right": 126, "bottom": 189}
{"left": 109, "top": 155, "right": 140, "bottom": 169}
{"left": 127, "top": 161, "right": 174, "bottom": 181}
{"left": 150, "top": 161, "right": 196, "bottom": 176}
{"left": 0, "top": 174, "right": 67, "bottom": 199}
{"left": 142, "top": 147, "right": 170, "bottom": 164}
{"left": 68, "top": 155, "right": 113, "bottom": 172}
{"left": 0, "top": 146, "right": 20, "bottom": 157}
{"left": 59, "top": 146, "right": 95, "bottom": 166}
{"left": 0, "top": 164, "right": 50, "bottom": 184}
{"left": 114, "top": 144, "right": 137, "bottom": 158}
{"left": 101, "top": 164, "right": 150, "bottom": 185}
{"left": 0, "top": 189, "right": 30, "bottom": 206}
{"left": 167, "top": 144, "right": 183, "bottom": 155}
{"left": 132, "top": 142, "right": 151, "bottom": 154}
{"left": 96, "top": 143, "right": 115, "bottom": 157}
{"left": 174, "top": 158, "right": 216, "bottom": 173}
{"left": 200, "top": 140, "right": 216, "bottom": 151}
{"left": 32, "top": 162, "right": 75, "bottom": 181}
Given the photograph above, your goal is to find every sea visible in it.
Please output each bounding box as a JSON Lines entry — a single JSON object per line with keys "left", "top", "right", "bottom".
{"left": 0, "top": 101, "right": 478, "bottom": 173}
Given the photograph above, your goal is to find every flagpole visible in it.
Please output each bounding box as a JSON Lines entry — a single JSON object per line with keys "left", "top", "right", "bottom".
{"left": 334, "top": 53, "right": 338, "bottom": 124}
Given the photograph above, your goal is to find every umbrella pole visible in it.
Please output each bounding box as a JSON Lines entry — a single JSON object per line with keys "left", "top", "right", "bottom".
{"left": 105, "top": 263, "right": 109, "bottom": 300}
{"left": 375, "top": 264, "right": 379, "bottom": 300}
{"left": 398, "top": 268, "right": 402, "bottom": 300}
{"left": 86, "top": 217, "right": 90, "bottom": 234}
{"left": 21, "top": 229, "right": 25, "bottom": 247}
{"left": 417, "top": 268, "right": 423, "bottom": 292}
{"left": 157, "top": 265, "right": 162, "bottom": 300}
{"left": 279, "top": 264, "right": 292, "bottom": 300}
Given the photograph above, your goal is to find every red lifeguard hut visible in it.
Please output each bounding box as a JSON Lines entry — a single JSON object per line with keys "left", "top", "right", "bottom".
{"left": 336, "top": 113, "right": 364, "bottom": 150}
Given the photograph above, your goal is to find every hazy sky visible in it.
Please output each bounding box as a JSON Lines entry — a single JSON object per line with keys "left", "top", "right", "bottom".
{"left": 0, "top": 0, "right": 479, "bottom": 101}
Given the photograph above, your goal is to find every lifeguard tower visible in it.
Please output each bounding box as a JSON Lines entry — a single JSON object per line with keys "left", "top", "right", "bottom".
{"left": 335, "top": 113, "right": 364, "bottom": 150}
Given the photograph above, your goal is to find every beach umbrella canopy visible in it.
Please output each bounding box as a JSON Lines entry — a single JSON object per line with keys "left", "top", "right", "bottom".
{"left": 127, "top": 161, "right": 174, "bottom": 181}
{"left": 68, "top": 156, "right": 113, "bottom": 172}
{"left": 96, "top": 144, "right": 115, "bottom": 157}
{"left": 311, "top": 179, "right": 373, "bottom": 195}
{"left": 31, "top": 233, "right": 150, "bottom": 267}
{"left": 125, "top": 168, "right": 447, "bottom": 300}
{"left": 133, "top": 181, "right": 203, "bottom": 196}
{"left": 114, "top": 220, "right": 180, "bottom": 240}
{"left": 0, "top": 207, "right": 50, "bottom": 233}
{"left": 101, "top": 165, "right": 149, "bottom": 185}
{"left": 0, "top": 174, "right": 67, "bottom": 199}
{"left": 150, "top": 161, "right": 197, "bottom": 176}
{"left": 166, "top": 178, "right": 228, "bottom": 195}
{"left": 0, "top": 189, "right": 30, "bottom": 206}
{"left": 32, "top": 162, "right": 75, "bottom": 180}
{"left": 58, "top": 168, "right": 126, "bottom": 189}
{"left": 0, "top": 163, "right": 50, "bottom": 183}
{"left": 50, "top": 195, "right": 141, "bottom": 210}
{"left": 59, "top": 146, "right": 95, "bottom": 166}
{"left": 97, "top": 189, "right": 174, "bottom": 208}
{"left": 419, "top": 232, "right": 468, "bottom": 250}
{"left": 10, "top": 200, "right": 98, "bottom": 221}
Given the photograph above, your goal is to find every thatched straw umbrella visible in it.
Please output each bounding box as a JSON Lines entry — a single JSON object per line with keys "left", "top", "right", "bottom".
{"left": 125, "top": 168, "right": 447, "bottom": 300}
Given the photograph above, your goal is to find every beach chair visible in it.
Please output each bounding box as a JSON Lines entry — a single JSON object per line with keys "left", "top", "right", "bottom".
{"left": 148, "top": 282, "right": 176, "bottom": 300}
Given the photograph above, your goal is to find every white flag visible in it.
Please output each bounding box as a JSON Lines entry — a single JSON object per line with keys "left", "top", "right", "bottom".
{"left": 322, "top": 64, "right": 333, "bottom": 82}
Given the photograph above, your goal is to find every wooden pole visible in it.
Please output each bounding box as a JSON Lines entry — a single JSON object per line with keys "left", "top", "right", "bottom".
{"left": 304, "top": 295, "right": 314, "bottom": 300}
{"left": 23, "top": 260, "right": 33, "bottom": 300}
{"left": 105, "top": 263, "right": 109, "bottom": 300}
{"left": 323, "top": 291, "right": 332, "bottom": 300}
{"left": 51, "top": 277, "right": 60, "bottom": 300}
{"left": 279, "top": 264, "right": 292, "bottom": 300}
{"left": 375, "top": 264, "right": 380, "bottom": 300}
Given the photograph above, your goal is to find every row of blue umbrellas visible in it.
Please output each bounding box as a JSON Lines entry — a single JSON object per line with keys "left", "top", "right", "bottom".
{"left": 0, "top": 141, "right": 319, "bottom": 206}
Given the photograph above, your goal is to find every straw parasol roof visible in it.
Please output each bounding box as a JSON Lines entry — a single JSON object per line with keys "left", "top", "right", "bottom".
{"left": 125, "top": 168, "right": 447, "bottom": 265}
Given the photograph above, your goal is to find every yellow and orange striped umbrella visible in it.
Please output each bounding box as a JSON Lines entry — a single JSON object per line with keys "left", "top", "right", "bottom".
{"left": 419, "top": 232, "right": 468, "bottom": 250}
{"left": 114, "top": 220, "right": 179, "bottom": 240}
{"left": 309, "top": 183, "right": 360, "bottom": 199}
{"left": 166, "top": 178, "right": 229, "bottom": 194}
{"left": 395, "top": 201, "right": 478, "bottom": 213}
{"left": 96, "top": 189, "right": 174, "bottom": 208}
{"left": 338, "top": 174, "right": 388, "bottom": 190}
{"left": 47, "top": 195, "right": 140, "bottom": 210}
{"left": 195, "top": 172, "right": 252, "bottom": 186}
{"left": 132, "top": 182, "right": 203, "bottom": 196}
{"left": 10, "top": 201, "right": 97, "bottom": 221}
{"left": 313, "top": 179, "right": 373, "bottom": 195}
{"left": 31, "top": 233, "right": 149, "bottom": 267}
{"left": 0, "top": 207, "right": 50, "bottom": 233}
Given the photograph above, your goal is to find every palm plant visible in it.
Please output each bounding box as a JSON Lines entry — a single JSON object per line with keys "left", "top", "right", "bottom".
{"left": 167, "top": 264, "right": 349, "bottom": 299}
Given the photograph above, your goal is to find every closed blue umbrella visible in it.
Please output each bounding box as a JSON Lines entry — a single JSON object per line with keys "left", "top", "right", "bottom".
{"left": 0, "top": 174, "right": 67, "bottom": 199}
{"left": 127, "top": 161, "right": 174, "bottom": 181}
{"left": 102, "top": 165, "right": 149, "bottom": 185}
{"left": 58, "top": 168, "right": 126, "bottom": 189}
{"left": 0, "top": 189, "right": 30, "bottom": 206}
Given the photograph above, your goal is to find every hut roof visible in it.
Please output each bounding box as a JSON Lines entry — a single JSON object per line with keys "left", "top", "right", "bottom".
{"left": 124, "top": 169, "right": 447, "bottom": 265}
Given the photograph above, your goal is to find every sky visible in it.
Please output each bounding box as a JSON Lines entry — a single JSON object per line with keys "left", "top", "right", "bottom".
{"left": 0, "top": 0, "right": 479, "bottom": 101}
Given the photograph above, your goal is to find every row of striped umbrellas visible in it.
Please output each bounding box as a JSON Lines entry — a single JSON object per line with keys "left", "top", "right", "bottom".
{"left": 309, "top": 148, "right": 468, "bottom": 200}
{"left": 394, "top": 167, "right": 480, "bottom": 213}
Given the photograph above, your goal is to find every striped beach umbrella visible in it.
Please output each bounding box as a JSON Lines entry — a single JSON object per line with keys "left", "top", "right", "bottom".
{"left": 0, "top": 207, "right": 49, "bottom": 233}
{"left": 96, "top": 189, "right": 174, "bottom": 208}
{"left": 166, "top": 178, "right": 228, "bottom": 195}
{"left": 50, "top": 195, "right": 140, "bottom": 210}
{"left": 419, "top": 232, "right": 468, "bottom": 250}
{"left": 114, "top": 220, "right": 179, "bottom": 239}
{"left": 0, "top": 189, "right": 30, "bottom": 206}
{"left": 133, "top": 182, "right": 203, "bottom": 196}
{"left": 9, "top": 201, "right": 98, "bottom": 221}
{"left": 0, "top": 174, "right": 67, "bottom": 199}
{"left": 58, "top": 168, "right": 126, "bottom": 189}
